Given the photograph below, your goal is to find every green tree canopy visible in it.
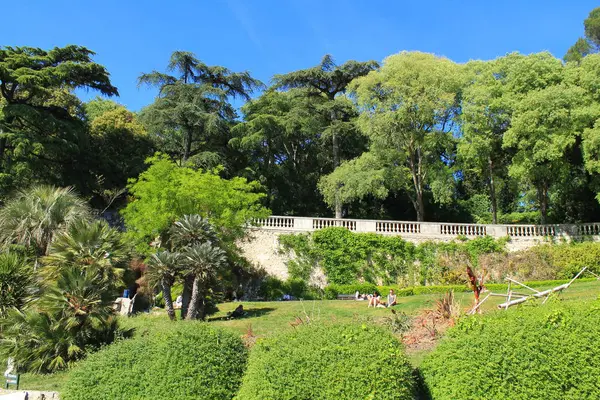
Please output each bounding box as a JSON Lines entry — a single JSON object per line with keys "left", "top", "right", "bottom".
{"left": 139, "top": 51, "right": 262, "bottom": 166}
{"left": 321, "top": 52, "right": 462, "bottom": 221}
{"left": 121, "top": 155, "right": 268, "bottom": 253}
{"left": 0, "top": 45, "right": 118, "bottom": 195}
{"left": 273, "top": 55, "right": 378, "bottom": 218}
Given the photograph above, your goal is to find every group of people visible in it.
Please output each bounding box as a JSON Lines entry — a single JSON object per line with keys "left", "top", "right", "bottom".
{"left": 355, "top": 289, "right": 397, "bottom": 308}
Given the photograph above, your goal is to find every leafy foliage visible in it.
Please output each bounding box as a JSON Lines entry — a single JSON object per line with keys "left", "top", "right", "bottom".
{"left": 236, "top": 323, "right": 415, "bottom": 400}
{"left": 0, "top": 267, "right": 127, "bottom": 373}
{"left": 0, "top": 252, "right": 36, "bottom": 317}
{"left": 62, "top": 323, "right": 247, "bottom": 400}
{"left": 121, "top": 155, "right": 268, "bottom": 253}
{"left": 421, "top": 302, "right": 600, "bottom": 399}
{"left": 0, "top": 185, "right": 91, "bottom": 256}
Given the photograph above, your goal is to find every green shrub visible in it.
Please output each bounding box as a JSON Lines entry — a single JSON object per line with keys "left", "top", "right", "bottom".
{"left": 62, "top": 323, "right": 247, "bottom": 400}
{"left": 421, "top": 302, "right": 600, "bottom": 399}
{"left": 236, "top": 323, "right": 415, "bottom": 400}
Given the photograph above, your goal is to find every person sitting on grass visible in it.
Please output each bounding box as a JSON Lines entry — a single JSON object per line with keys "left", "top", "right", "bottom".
{"left": 387, "top": 289, "right": 397, "bottom": 308}
{"left": 368, "top": 291, "right": 381, "bottom": 308}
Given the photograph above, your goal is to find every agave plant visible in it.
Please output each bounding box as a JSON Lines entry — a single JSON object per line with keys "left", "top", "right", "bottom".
{"left": 42, "top": 219, "right": 128, "bottom": 298}
{"left": 0, "top": 185, "right": 91, "bottom": 256}
{"left": 146, "top": 251, "right": 182, "bottom": 321}
{"left": 184, "top": 242, "right": 227, "bottom": 320}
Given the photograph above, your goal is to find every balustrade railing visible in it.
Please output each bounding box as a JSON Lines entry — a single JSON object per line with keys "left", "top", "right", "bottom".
{"left": 505, "top": 225, "right": 556, "bottom": 237}
{"left": 253, "top": 216, "right": 600, "bottom": 239}
{"left": 376, "top": 221, "right": 420, "bottom": 234}
{"left": 440, "top": 223, "right": 486, "bottom": 236}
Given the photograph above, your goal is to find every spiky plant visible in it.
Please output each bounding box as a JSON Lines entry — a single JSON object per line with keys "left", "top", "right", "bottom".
{"left": 0, "top": 267, "right": 126, "bottom": 373}
{"left": 184, "top": 242, "right": 227, "bottom": 320}
{"left": 168, "top": 214, "right": 217, "bottom": 249}
{"left": 42, "top": 219, "right": 128, "bottom": 298}
{"left": 0, "top": 185, "right": 90, "bottom": 256}
{"left": 168, "top": 214, "right": 218, "bottom": 318}
{"left": 146, "top": 251, "right": 182, "bottom": 321}
{"left": 0, "top": 252, "right": 37, "bottom": 318}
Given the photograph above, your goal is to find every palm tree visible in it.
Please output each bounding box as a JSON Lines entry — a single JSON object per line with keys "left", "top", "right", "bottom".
{"left": 184, "top": 242, "right": 226, "bottom": 320}
{"left": 0, "top": 252, "right": 37, "bottom": 317}
{"left": 168, "top": 215, "right": 218, "bottom": 319}
{"left": 146, "top": 251, "right": 181, "bottom": 321}
{"left": 0, "top": 185, "right": 90, "bottom": 256}
{"left": 42, "top": 219, "right": 128, "bottom": 298}
{"left": 168, "top": 214, "right": 217, "bottom": 249}
{"left": 0, "top": 267, "right": 123, "bottom": 373}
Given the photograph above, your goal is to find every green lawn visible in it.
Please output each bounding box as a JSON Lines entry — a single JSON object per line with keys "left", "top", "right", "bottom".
{"left": 12, "top": 279, "right": 600, "bottom": 393}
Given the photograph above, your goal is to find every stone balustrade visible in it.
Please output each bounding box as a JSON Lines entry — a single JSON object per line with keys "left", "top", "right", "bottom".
{"left": 252, "top": 216, "right": 600, "bottom": 239}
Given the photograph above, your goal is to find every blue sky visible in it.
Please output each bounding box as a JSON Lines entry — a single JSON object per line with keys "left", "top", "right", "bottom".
{"left": 2, "top": 0, "right": 597, "bottom": 111}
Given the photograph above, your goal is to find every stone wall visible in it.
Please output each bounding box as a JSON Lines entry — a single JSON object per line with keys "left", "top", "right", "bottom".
{"left": 238, "top": 228, "right": 566, "bottom": 281}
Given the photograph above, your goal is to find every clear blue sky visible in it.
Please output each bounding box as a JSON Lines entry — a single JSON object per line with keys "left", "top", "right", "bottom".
{"left": 2, "top": 0, "right": 597, "bottom": 111}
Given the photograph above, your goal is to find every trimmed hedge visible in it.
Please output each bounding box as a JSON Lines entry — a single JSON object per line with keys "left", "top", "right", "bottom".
{"left": 62, "top": 323, "right": 247, "bottom": 400}
{"left": 236, "top": 323, "right": 415, "bottom": 400}
{"left": 324, "top": 278, "right": 598, "bottom": 299}
{"left": 421, "top": 302, "right": 600, "bottom": 399}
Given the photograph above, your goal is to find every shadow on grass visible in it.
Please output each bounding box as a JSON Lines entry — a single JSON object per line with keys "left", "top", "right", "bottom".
{"left": 208, "top": 307, "right": 276, "bottom": 322}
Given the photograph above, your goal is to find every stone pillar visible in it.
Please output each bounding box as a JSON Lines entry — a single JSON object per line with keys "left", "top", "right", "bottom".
{"left": 356, "top": 220, "right": 376, "bottom": 232}
{"left": 294, "top": 217, "right": 313, "bottom": 231}
{"left": 420, "top": 223, "right": 440, "bottom": 236}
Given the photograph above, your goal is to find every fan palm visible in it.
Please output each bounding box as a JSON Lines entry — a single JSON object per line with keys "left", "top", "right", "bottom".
{"left": 0, "top": 252, "right": 37, "bottom": 317}
{"left": 42, "top": 219, "right": 128, "bottom": 297}
{"left": 184, "top": 242, "right": 227, "bottom": 320}
{"left": 0, "top": 185, "right": 90, "bottom": 256}
{"left": 146, "top": 251, "right": 181, "bottom": 321}
{"left": 0, "top": 267, "right": 123, "bottom": 373}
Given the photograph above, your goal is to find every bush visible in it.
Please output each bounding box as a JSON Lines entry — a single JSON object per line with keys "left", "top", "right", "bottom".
{"left": 236, "top": 323, "right": 415, "bottom": 399}
{"left": 62, "top": 323, "right": 247, "bottom": 400}
{"left": 421, "top": 302, "right": 600, "bottom": 399}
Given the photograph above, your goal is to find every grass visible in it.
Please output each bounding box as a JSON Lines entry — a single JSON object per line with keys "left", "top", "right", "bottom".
{"left": 12, "top": 279, "right": 600, "bottom": 393}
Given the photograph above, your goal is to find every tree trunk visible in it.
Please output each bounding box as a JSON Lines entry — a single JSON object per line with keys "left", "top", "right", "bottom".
{"left": 161, "top": 281, "right": 176, "bottom": 321}
{"left": 332, "top": 132, "right": 344, "bottom": 219}
{"left": 180, "top": 275, "right": 193, "bottom": 320}
{"left": 416, "top": 189, "right": 425, "bottom": 222}
{"left": 488, "top": 157, "right": 498, "bottom": 224}
{"left": 186, "top": 275, "right": 202, "bottom": 320}
{"left": 539, "top": 182, "right": 549, "bottom": 225}
{"left": 182, "top": 128, "right": 192, "bottom": 162}
{"left": 0, "top": 133, "right": 6, "bottom": 164}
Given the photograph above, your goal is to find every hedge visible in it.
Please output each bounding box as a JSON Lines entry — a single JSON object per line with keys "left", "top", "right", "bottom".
{"left": 420, "top": 302, "right": 600, "bottom": 399}
{"left": 324, "top": 278, "right": 598, "bottom": 299}
{"left": 236, "top": 323, "right": 415, "bottom": 400}
{"left": 62, "top": 323, "right": 247, "bottom": 400}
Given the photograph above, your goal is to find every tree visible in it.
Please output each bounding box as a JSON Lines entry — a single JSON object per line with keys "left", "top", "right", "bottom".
{"left": 504, "top": 84, "right": 590, "bottom": 223}
{"left": 273, "top": 55, "right": 378, "bottom": 218}
{"left": 121, "top": 155, "right": 268, "bottom": 253}
{"left": 139, "top": 51, "right": 262, "bottom": 164}
{"left": 231, "top": 89, "right": 333, "bottom": 215}
{"left": 0, "top": 267, "right": 126, "bottom": 373}
{"left": 42, "top": 219, "right": 129, "bottom": 297}
{"left": 87, "top": 100, "right": 154, "bottom": 203}
{"left": 167, "top": 214, "right": 218, "bottom": 319}
{"left": 458, "top": 59, "right": 513, "bottom": 223}
{"left": 146, "top": 251, "right": 181, "bottom": 321}
{"left": 0, "top": 45, "right": 118, "bottom": 195}
{"left": 321, "top": 52, "right": 462, "bottom": 222}
{"left": 564, "top": 7, "right": 600, "bottom": 63}
{"left": 0, "top": 185, "right": 91, "bottom": 256}
{"left": 183, "top": 242, "right": 227, "bottom": 320}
